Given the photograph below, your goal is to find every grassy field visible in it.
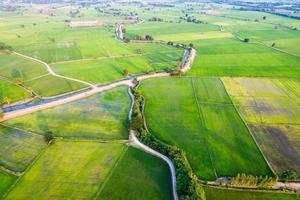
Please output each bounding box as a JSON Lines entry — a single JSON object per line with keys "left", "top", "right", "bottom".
{"left": 0, "top": 80, "right": 30, "bottom": 104}
{"left": 187, "top": 38, "right": 300, "bottom": 78}
{"left": 126, "top": 22, "right": 219, "bottom": 40}
{"left": 5, "top": 87, "right": 130, "bottom": 140}
{"left": 51, "top": 44, "right": 182, "bottom": 84}
{"left": 5, "top": 141, "right": 126, "bottom": 200}
{"left": 204, "top": 186, "right": 299, "bottom": 200}
{"left": 0, "top": 51, "right": 86, "bottom": 97}
{"left": 222, "top": 77, "right": 300, "bottom": 177}
{"left": 0, "top": 170, "right": 17, "bottom": 198}
{"left": 140, "top": 77, "right": 272, "bottom": 180}
{"left": 98, "top": 147, "right": 172, "bottom": 200}
{"left": 0, "top": 125, "right": 47, "bottom": 172}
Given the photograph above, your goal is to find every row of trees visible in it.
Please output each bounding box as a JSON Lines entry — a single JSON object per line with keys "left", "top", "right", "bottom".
{"left": 129, "top": 89, "right": 206, "bottom": 200}
{"left": 231, "top": 173, "right": 277, "bottom": 189}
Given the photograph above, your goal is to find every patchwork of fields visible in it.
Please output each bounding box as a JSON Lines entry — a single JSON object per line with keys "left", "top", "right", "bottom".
{"left": 0, "top": 1, "right": 300, "bottom": 200}
{"left": 223, "top": 78, "right": 300, "bottom": 177}
{"left": 140, "top": 77, "right": 272, "bottom": 180}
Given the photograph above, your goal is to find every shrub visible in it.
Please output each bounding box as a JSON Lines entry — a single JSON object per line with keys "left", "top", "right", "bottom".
{"left": 281, "top": 169, "right": 297, "bottom": 181}
{"left": 244, "top": 38, "right": 250, "bottom": 43}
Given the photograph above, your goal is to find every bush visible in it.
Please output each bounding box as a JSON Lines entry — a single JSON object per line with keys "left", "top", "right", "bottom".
{"left": 244, "top": 38, "right": 250, "bottom": 43}
{"left": 281, "top": 169, "right": 297, "bottom": 181}
{"left": 0, "top": 42, "right": 13, "bottom": 51}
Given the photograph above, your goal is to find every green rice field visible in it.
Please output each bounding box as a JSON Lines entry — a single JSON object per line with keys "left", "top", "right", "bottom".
{"left": 140, "top": 77, "right": 272, "bottom": 180}
{"left": 5, "top": 87, "right": 130, "bottom": 140}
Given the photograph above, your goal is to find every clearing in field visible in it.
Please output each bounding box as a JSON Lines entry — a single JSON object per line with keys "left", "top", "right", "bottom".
{"left": 140, "top": 77, "right": 271, "bottom": 181}
{"left": 222, "top": 77, "right": 300, "bottom": 177}
{"left": 5, "top": 141, "right": 126, "bottom": 200}
{"left": 0, "top": 125, "right": 47, "bottom": 172}
{"left": 5, "top": 87, "right": 130, "bottom": 140}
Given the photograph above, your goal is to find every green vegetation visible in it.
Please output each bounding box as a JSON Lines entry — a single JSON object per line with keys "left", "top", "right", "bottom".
{"left": 0, "top": 51, "right": 86, "bottom": 97}
{"left": 140, "top": 77, "right": 272, "bottom": 181}
{"left": 204, "top": 186, "right": 299, "bottom": 200}
{"left": 5, "top": 141, "right": 126, "bottom": 200}
{"left": 5, "top": 87, "right": 130, "bottom": 140}
{"left": 51, "top": 44, "right": 182, "bottom": 84}
{"left": 222, "top": 77, "right": 300, "bottom": 178}
{"left": 0, "top": 80, "right": 30, "bottom": 104}
{"left": 130, "top": 88, "right": 206, "bottom": 200}
{"left": 0, "top": 125, "right": 47, "bottom": 172}
{"left": 231, "top": 173, "right": 277, "bottom": 189}
{"left": 187, "top": 38, "right": 300, "bottom": 78}
{"left": 0, "top": 170, "right": 17, "bottom": 198}
{"left": 98, "top": 147, "right": 172, "bottom": 200}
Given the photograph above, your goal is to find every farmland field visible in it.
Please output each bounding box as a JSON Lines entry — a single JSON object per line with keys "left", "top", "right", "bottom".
{"left": 0, "top": 171, "right": 17, "bottom": 198}
{"left": 0, "top": 125, "right": 47, "bottom": 172}
{"left": 5, "top": 141, "right": 126, "bottom": 199}
{"left": 140, "top": 77, "right": 272, "bottom": 180}
{"left": 0, "top": 51, "right": 86, "bottom": 98}
{"left": 5, "top": 87, "right": 130, "bottom": 140}
{"left": 0, "top": 80, "right": 30, "bottom": 104}
{"left": 204, "top": 186, "right": 299, "bottom": 200}
{"left": 98, "top": 147, "right": 172, "bottom": 200}
{"left": 0, "top": 1, "right": 300, "bottom": 199}
{"left": 222, "top": 77, "right": 300, "bottom": 177}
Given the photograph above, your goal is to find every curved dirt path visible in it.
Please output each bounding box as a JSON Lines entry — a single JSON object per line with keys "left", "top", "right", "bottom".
{"left": 13, "top": 52, "right": 97, "bottom": 89}
{"left": 127, "top": 88, "right": 178, "bottom": 200}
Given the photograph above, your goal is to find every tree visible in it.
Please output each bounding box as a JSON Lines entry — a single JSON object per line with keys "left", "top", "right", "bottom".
{"left": 281, "top": 169, "right": 297, "bottom": 181}
{"left": 271, "top": 42, "right": 276, "bottom": 47}
{"left": 136, "top": 48, "right": 142, "bottom": 54}
{"left": 123, "top": 68, "right": 129, "bottom": 76}
{"left": 44, "top": 131, "right": 54, "bottom": 144}
{"left": 189, "top": 43, "right": 194, "bottom": 48}
{"left": 244, "top": 38, "right": 250, "bottom": 43}
{"left": 263, "top": 16, "right": 267, "bottom": 20}
{"left": 145, "top": 35, "right": 153, "bottom": 41}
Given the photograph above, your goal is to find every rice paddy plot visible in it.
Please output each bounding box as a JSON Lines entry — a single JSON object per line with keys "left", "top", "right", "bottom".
{"left": 98, "top": 147, "right": 172, "bottom": 200}
{"left": 0, "top": 80, "right": 30, "bottom": 105}
{"left": 5, "top": 141, "right": 126, "bottom": 200}
{"left": 0, "top": 125, "right": 47, "bottom": 172}
{"left": 23, "top": 74, "right": 86, "bottom": 97}
{"left": 222, "top": 77, "right": 300, "bottom": 177}
{"left": 5, "top": 87, "right": 130, "bottom": 140}
{"left": 187, "top": 38, "right": 300, "bottom": 78}
{"left": 51, "top": 50, "right": 182, "bottom": 84}
{"left": 126, "top": 22, "right": 219, "bottom": 40}
{"left": 140, "top": 77, "right": 271, "bottom": 181}
{"left": 0, "top": 170, "right": 17, "bottom": 198}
